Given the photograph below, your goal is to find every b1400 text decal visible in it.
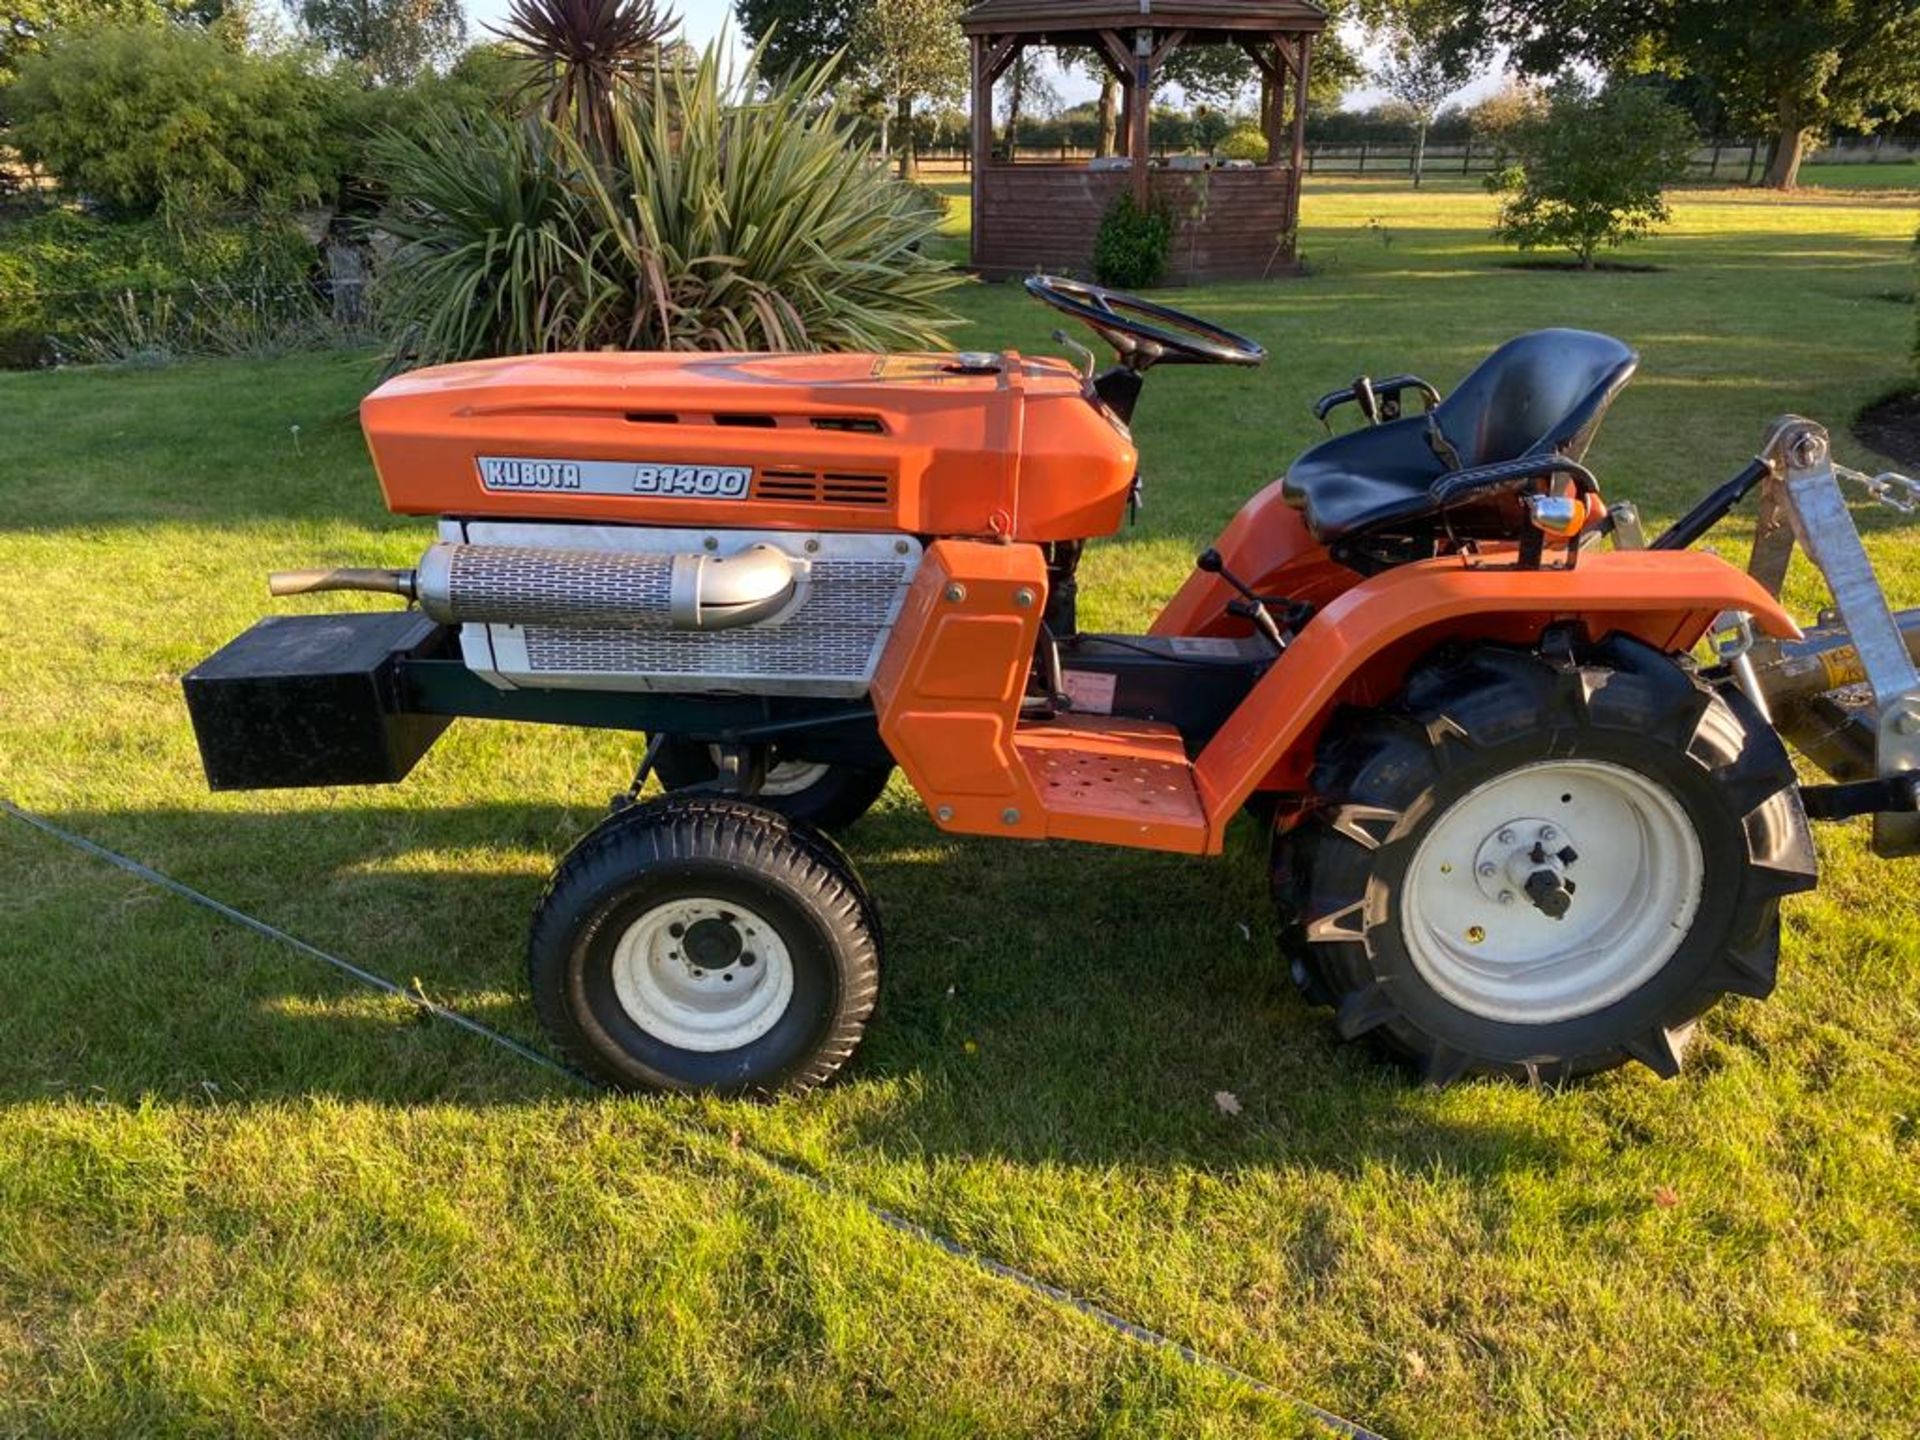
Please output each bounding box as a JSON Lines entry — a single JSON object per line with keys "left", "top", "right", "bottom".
{"left": 479, "top": 457, "right": 752, "bottom": 500}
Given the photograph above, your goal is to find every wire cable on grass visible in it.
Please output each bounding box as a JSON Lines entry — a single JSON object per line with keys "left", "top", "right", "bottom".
{"left": 3, "top": 798, "right": 1385, "bottom": 1440}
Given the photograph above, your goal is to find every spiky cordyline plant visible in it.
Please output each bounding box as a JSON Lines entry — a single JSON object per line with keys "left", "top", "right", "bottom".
{"left": 373, "top": 44, "right": 961, "bottom": 365}
{"left": 492, "top": 0, "right": 679, "bottom": 157}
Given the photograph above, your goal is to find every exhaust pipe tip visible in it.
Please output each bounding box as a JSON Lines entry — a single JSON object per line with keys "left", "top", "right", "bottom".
{"left": 268, "top": 567, "right": 418, "bottom": 601}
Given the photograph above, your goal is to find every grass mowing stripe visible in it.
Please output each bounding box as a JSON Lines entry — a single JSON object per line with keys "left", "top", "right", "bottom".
{"left": 2, "top": 797, "right": 1385, "bottom": 1440}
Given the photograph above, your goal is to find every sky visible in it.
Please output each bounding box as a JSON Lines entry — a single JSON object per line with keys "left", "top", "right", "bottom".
{"left": 459, "top": 0, "right": 1510, "bottom": 114}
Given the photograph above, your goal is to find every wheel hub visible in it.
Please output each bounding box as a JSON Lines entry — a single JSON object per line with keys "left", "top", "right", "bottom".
{"left": 611, "top": 898, "right": 793, "bottom": 1052}
{"left": 1401, "top": 760, "right": 1705, "bottom": 1024}
{"left": 1470, "top": 821, "right": 1582, "bottom": 918}
{"left": 682, "top": 915, "right": 744, "bottom": 969}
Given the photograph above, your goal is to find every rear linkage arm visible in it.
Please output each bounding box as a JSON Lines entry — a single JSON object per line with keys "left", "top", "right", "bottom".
{"left": 1687, "top": 417, "right": 1920, "bottom": 854}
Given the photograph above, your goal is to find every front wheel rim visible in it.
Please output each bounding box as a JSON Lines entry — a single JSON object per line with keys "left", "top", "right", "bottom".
{"left": 610, "top": 897, "right": 794, "bottom": 1052}
{"left": 1400, "top": 759, "right": 1705, "bottom": 1024}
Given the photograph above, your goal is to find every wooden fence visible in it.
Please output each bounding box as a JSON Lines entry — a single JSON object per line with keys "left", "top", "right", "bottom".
{"left": 910, "top": 133, "right": 1919, "bottom": 182}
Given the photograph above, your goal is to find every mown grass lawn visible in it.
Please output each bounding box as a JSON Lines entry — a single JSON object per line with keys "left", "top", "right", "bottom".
{"left": 1, "top": 175, "right": 1917, "bottom": 1438}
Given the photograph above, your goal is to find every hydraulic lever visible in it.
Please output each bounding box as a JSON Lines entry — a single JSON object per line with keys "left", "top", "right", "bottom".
{"left": 1196, "top": 548, "right": 1291, "bottom": 651}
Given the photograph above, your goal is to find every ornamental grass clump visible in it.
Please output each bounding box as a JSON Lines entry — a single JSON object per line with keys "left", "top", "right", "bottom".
{"left": 373, "top": 42, "right": 960, "bottom": 366}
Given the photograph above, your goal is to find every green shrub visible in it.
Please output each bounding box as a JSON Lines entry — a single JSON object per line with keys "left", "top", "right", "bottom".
{"left": 0, "top": 206, "right": 315, "bottom": 366}
{"left": 1092, "top": 192, "right": 1174, "bottom": 290}
{"left": 1217, "top": 127, "right": 1269, "bottom": 164}
{"left": 905, "top": 180, "right": 952, "bottom": 218}
{"left": 373, "top": 45, "right": 960, "bottom": 366}
{"left": 1486, "top": 79, "right": 1697, "bottom": 269}
{"left": 8, "top": 23, "right": 342, "bottom": 215}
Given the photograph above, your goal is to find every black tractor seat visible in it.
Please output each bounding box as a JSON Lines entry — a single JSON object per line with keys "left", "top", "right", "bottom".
{"left": 1283, "top": 329, "right": 1639, "bottom": 545}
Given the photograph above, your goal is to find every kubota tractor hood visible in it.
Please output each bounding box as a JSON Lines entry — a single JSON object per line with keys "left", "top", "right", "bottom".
{"left": 361, "top": 349, "right": 1139, "bottom": 542}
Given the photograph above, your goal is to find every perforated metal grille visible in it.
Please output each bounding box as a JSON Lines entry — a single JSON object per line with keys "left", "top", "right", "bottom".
{"left": 519, "top": 554, "right": 910, "bottom": 685}
{"left": 445, "top": 546, "right": 675, "bottom": 628}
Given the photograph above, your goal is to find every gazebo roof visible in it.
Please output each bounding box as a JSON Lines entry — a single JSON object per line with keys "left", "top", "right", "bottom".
{"left": 960, "top": 0, "right": 1329, "bottom": 38}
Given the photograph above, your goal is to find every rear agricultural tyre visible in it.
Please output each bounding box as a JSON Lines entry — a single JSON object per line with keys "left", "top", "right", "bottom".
{"left": 1273, "top": 636, "right": 1817, "bottom": 1085}
{"left": 529, "top": 797, "right": 881, "bottom": 1096}
{"left": 651, "top": 737, "right": 893, "bottom": 832}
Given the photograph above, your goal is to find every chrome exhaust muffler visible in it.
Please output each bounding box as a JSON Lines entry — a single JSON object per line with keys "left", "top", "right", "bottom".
{"left": 268, "top": 540, "right": 803, "bottom": 632}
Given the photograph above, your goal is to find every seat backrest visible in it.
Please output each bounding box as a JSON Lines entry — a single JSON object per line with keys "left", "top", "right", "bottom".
{"left": 1432, "top": 329, "right": 1638, "bottom": 469}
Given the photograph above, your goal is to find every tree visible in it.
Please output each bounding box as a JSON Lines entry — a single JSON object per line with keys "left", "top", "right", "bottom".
{"left": 374, "top": 43, "right": 960, "bottom": 364}
{"left": 998, "top": 47, "right": 1058, "bottom": 153}
{"left": 1371, "top": 25, "right": 1465, "bottom": 188}
{"left": 1054, "top": 46, "right": 1119, "bottom": 156}
{"left": 1190, "top": 104, "right": 1232, "bottom": 154}
{"left": 9, "top": 21, "right": 341, "bottom": 212}
{"left": 2, "top": 0, "right": 223, "bottom": 91}
{"left": 1422, "top": 0, "right": 1920, "bottom": 189}
{"left": 850, "top": 0, "right": 965, "bottom": 179}
{"left": 491, "top": 0, "right": 677, "bottom": 158}
{"left": 291, "top": 0, "right": 466, "bottom": 85}
{"left": 732, "top": 0, "right": 858, "bottom": 79}
{"left": 1487, "top": 77, "right": 1697, "bottom": 268}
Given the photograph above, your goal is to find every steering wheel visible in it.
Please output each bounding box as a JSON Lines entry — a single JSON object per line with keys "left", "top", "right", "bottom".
{"left": 1023, "top": 275, "right": 1266, "bottom": 370}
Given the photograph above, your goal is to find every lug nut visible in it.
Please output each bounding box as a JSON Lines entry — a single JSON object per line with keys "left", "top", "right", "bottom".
{"left": 1478, "top": 862, "right": 1497, "bottom": 879}
{"left": 1498, "top": 828, "right": 1515, "bottom": 845}
{"left": 1498, "top": 890, "right": 1515, "bottom": 905}
{"left": 1540, "top": 825, "right": 1557, "bottom": 842}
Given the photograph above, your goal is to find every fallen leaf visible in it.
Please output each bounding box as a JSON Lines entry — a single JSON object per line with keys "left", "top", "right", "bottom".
{"left": 1213, "top": 1090, "right": 1243, "bottom": 1117}
{"left": 962, "top": 1039, "right": 978, "bottom": 1055}
{"left": 1236, "top": 921, "right": 1252, "bottom": 942}
{"left": 1403, "top": 1349, "right": 1428, "bottom": 1380}
{"left": 1653, "top": 1184, "right": 1680, "bottom": 1208}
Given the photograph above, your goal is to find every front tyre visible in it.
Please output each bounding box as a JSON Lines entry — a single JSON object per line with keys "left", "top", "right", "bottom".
{"left": 529, "top": 797, "right": 880, "bottom": 1096}
{"left": 1274, "top": 637, "right": 1816, "bottom": 1085}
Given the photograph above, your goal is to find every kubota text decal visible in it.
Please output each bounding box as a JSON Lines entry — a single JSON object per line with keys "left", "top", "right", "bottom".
{"left": 478, "top": 456, "right": 752, "bottom": 499}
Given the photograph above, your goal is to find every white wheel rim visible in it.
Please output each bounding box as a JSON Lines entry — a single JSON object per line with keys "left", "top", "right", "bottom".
{"left": 610, "top": 898, "right": 794, "bottom": 1052}
{"left": 1401, "top": 759, "right": 1704, "bottom": 1024}
{"left": 705, "top": 746, "right": 830, "bottom": 798}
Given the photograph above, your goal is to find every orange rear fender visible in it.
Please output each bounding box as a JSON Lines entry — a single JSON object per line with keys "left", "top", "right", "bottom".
{"left": 1150, "top": 476, "right": 1353, "bottom": 639}
{"left": 1192, "top": 549, "right": 1799, "bottom": 830}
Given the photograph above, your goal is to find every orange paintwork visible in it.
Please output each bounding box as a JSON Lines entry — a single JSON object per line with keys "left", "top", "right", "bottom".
{"left": 880, "top": 542, "right": 1793, "bottom": 854}
{"left": 1150, "top": 473, "right": 1352, "bottom": 639}
{"left": 362, "top": 347, "right": 1807, "bottom": 860}
{"left": 360, "top": 350, "right": 1136, "bottom": 542}
{"left": 1189, "top": 549, "right": 1801, "bottom": 833}
{"left": 871, "top": 540, "right": 1209, "bottom": 853}
{"left": 872, "top": 540, "right": 1052, "bottom": 838}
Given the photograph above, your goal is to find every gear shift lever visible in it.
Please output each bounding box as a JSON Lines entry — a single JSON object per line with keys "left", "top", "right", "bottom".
{"left": 1196, "top": 548, "right": 1286, "bottom": 651}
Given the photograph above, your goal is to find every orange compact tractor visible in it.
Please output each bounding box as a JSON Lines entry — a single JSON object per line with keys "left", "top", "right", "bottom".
{"left": 185, "top": 278, "right": 1920, "bottom": 1093}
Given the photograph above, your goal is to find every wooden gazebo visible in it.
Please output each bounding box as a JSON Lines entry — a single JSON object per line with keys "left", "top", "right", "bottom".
{"left": 962, "top": 0, "right": 1327, "bottom": 283}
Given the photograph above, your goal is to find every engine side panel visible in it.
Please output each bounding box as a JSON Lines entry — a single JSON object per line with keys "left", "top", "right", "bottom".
{"left": 443, "top": 521, "right": 922, "bottom": 697}
{"left": 361, "top": 351, "right": 1138, "bottom": 543}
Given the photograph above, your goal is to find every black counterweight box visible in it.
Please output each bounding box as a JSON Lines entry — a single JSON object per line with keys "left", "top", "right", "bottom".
{"left": 183, "top": 612, "right": 454, "bottom": 790}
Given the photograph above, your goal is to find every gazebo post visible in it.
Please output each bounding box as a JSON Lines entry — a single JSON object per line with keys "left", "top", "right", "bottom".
{"left": 1129, "top": 33, "right": 1151, "bottom": 208}
{"left": 1289, "top": 33, "right": 1311, "bottom": 228}
{"left": 969, "top": 35, "right": 987, "bottom": 264}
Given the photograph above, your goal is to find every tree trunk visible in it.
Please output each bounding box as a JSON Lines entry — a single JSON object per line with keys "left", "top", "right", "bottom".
{"left": 877, "top": 106, "right": 891, "bottom": 161}
{"left": 1096, "top": 76, "right": 1117, "bottom": 158}
{"left": 896, "top": 94, "right": 916, "bottom": 180}
{"left": 1762, "top": 119, "right": 1809, "bottom": 189}
{"left": 1412, "top": 119, "right": 1427, "bottom": 190}
{"left": 1007, "top": 63, "right": 1025, "bottom": 154}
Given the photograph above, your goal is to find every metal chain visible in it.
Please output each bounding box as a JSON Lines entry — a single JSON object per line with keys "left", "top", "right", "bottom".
{"left": 1834, "top": 462, "right": 1920, "bottom": 513}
